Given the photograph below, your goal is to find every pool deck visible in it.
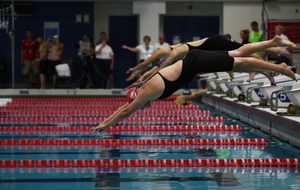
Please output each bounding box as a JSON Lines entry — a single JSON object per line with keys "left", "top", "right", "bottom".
{"left": 202, "top": 92, "right": 300, "bottom": 149}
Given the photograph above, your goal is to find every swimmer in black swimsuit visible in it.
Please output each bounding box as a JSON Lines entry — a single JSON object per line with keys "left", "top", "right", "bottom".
{"left": 126, "top": 35, "right": 293, "bottom": 84}
{"left": 92, "top": 38, "right": 297, "bottom": 133}
{"left": 123, "top": 35, "right": 297, "bottom": 90}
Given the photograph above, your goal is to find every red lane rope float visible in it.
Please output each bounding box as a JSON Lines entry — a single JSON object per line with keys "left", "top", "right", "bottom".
{"left": 1, "top": 167, "right": 298, "bottom": 174}
{"left": 0, "top": 138, "right": 267, "bottom": 146}
{"left": 2, "top": 144, "right": 266, "bottom": 150}
{"left": 2, "top": 110, "right": 211, "bottom": 117}
{"left": 0, "top": 131, "right": 243, "bottom": 136}
{"left": 0, "top": 125, "right": 241, "bottom": 132}
{"left": 1, "top": 105, "right": 200, "bottom": 112}
{"left": 6, "top": 96, "right": 177, "bottom": 104}
{"left": 0, "top": 116, "right": 225, "bottom": 124}
{"left": 7, "top": 96, "right": 176, "bottom": 103}
{"left": 0, "top": 158, "right": 298, "bottom": 168}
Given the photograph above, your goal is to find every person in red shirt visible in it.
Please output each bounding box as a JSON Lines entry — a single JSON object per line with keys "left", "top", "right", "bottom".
{"left": 21, "top": 29, "right": 40, "bottom": 88}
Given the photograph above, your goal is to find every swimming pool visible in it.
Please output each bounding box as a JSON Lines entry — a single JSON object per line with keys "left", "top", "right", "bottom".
{"left": 0, "top": 97, "right": 299, "bottom": 190}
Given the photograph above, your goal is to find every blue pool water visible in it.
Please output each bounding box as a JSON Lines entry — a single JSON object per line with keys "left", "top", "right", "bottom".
{"left": 0, "top": 101, "right": 299, "bottom": 190}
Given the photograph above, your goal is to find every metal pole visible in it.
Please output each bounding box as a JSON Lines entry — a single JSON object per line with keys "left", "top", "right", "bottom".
{"left": 11, "top": 4, "right": 14, "bottom": 89}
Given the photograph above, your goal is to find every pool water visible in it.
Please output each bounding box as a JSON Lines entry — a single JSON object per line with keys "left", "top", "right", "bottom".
{"left": 0, "top": 98, "right": 299, "bottom": 190}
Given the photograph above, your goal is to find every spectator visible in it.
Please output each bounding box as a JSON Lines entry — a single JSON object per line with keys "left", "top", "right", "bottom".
{"left": 21, "top": 29, "right": 40, "bottom": 88}
{"left": 97, "top": 32, "right": 112, "bottom": 47}
{"left": 95, "top": 37, "right": 114, "bottom": 89}
{"left": 122, "top": 35, "right": 154, "bottom": 63}
{"left": 274, "top": 25, "right": 292, "bottom": 65}
{"left": 47, "top": 35, "right": 64, "bottom": 88}
{"left": 154, "top": 35, "right": 170, "bottom": 52}
{"left": 36, "top": 35, "right": 49, "bottom": 89}
{"left": 249, "top": 21, "right": 263, "bottom": 57}
{"left": 97, "top": 32, "right": 114, "bottom": 88}
{"left": 221, "top": 34, "right": 235, "bottom": 42}
{"left": 240, "top": 29, "right": 250, "bottom": 44}
{"left": 80, "top": 34, "right": 95, "bottom": 88}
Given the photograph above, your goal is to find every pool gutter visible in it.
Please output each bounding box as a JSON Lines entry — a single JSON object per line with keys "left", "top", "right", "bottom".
{"left": 201, "top": 93, "right": 300, "bottom": 149}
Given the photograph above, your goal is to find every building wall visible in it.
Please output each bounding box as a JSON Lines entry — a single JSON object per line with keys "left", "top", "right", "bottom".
{"left": 0, "top": 1, "right": 94, "bottom": 85}
{"left": 2, "top": 1, "right": 300, "bottom": 86}
{"left": 94, "top": 2, "right": 133, "bottom": 44}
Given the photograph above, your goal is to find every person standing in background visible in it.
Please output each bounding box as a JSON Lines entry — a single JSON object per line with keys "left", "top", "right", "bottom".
{"left": 249, "top": 21, "right": 263, "bottom": 57}
{"left": 122, "top": 35, "right": 154, "bottom": 63}
{"left": 47, "top": 35, "right": 64, "bottom": 88}
{"left": 80, "top": 34, "right": 95, "bottom": 88}
{"left": 97, "top": 32, "right": 114, "bottom": 88}
{"left": 97, "top": 32, "right": 113, "bottom": 47}
{"left": 154, "top": 35, "right": 170, "bottom": 52}
{"left": 273, "top": 25, "right": 292, "bottom": 65}
{"left": 95, "top": 37, "right": 114, "bottom": 89}
{"left": 240, "top": 29, "right": 250, "bottom": 44}
{"left": 21, "top": 29, "right": 40, "bottom": 88}
{"left": 36, "top": 35, "right": 49, "bottom": 89}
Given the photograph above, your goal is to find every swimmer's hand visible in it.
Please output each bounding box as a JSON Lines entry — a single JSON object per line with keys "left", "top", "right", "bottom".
{"left": 126, "top": 68, "right": 134, "bottom": 74}
{"left": 91, "top": 124, "right": 108, "bottom": 134}
{"left": 126, "top": 73, "right": 137, "bottom": 81}
{"left": 136, "top": 75, "right": 146, "bottom": 84}
{"left": 174, "top": 95, "right": 188, "bottom": 105}
{"left": 122, "top": 80, "right": 144, "bottom": 91}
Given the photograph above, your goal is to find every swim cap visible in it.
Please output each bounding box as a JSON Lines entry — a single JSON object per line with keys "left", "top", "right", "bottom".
{"left": 127, "top": 87, "right": 140, "bottom": 103}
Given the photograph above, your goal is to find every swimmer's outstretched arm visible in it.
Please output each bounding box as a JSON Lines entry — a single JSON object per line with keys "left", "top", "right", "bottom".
{"left": 91, "top": 86, "right": 154, "bottom": 133}
{"left": 123, "top": 67, "right": 159, "bottom": 90}
{"left": 141, "top": 46, "right": 188, "bottom": 84}
{"left": 160, "top": 45, "right": 188, "bottom": 70}
{"left": 126, "top": 69, "right": 144, "bottom": 81}
{"left": 127, "top": 50, "right": 162, "bottom": 74}
{"left": 139, "top": 66, "right": 159, "bottom": 81}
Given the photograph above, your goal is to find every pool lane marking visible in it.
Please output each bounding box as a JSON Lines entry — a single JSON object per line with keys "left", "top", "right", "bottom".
{"left": 102, "top": 134, "right": 120, "bottom": 157}
{"left": 0, "top": 175, "right": 241, "bottom": 187}
{"left": 210, "top": 172, "right": 242, "bottom": 186}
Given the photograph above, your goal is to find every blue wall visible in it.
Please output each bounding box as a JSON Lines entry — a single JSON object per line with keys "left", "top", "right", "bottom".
{"left": 0, "top": 2, "right": 94, "bottom": 85}
{"left": 109, "top": 16, "right": 138, "bottom": 89}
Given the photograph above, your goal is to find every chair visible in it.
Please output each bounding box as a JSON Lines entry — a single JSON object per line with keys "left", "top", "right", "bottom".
{"left": 55, "top": 60, "right": 73, "bottom": 88}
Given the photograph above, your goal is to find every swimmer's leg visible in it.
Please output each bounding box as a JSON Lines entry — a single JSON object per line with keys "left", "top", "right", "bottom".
{"left": 229, "top": 35, "right": 296, "bottom": 57}
{"left": 233, "top": 57, "right": 297, "bottom": 81}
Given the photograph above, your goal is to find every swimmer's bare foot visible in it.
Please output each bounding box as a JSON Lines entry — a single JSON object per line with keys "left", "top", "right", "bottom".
{"left": 273, "top": 35, "right": 297, "bottom": 48}
{"left": 227, "top": 72, "right": 234, "bottom": 81}
{"left": 261, "top": 71, "right": 275, "bottom": 84}
{"left": 275, "top": 47, "right": 292, "bottom": 60}
{"left": 279, "top": 62, "right": 297, "bottom": 81}
{"left": 248, "top": 72, "right": 257, "bottom": 82}
{"left": 214, "top": 72, "right": 219, "bottom": 78}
